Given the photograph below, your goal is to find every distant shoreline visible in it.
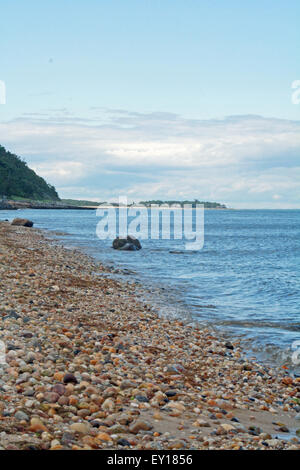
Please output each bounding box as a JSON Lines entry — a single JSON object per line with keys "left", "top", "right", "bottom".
{"left": 0, "top": 199, "right": 229, "bottom": 211}
{"left": 83, "top": 205, "right": 229, "bottom": 210}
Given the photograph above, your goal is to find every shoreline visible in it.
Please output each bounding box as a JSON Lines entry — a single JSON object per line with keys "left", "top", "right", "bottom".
{"left": 0, "top": 221, "right": 300, "bottom": 450}
{"left": 0, "top": 200, "right": 230, "bottom": 211}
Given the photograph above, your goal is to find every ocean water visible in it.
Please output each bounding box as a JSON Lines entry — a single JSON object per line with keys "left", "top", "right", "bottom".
{"left": 1, "top": 208, "right": 300, "bottom": 367}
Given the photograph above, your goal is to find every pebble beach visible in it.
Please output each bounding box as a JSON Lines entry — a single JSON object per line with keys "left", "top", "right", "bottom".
{"left": 0, "top": 221, "right": 300, "bottom": 450}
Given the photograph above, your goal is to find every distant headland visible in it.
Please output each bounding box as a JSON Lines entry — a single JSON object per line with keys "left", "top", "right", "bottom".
{"left": 0, "top": 145, "right": 227, "bottom": 210}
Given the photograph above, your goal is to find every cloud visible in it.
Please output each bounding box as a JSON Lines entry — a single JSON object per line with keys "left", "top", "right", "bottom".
{"left": 30, "top": 161, "right": 85, "bottom": 181}
{"left": 0, "top": 109, "right": 300, "bottom": 207}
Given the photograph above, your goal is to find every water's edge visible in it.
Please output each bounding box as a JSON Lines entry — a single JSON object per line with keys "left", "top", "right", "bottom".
{"left": 1, "top": 208, "right": 299, "bottom": 374}
{"left": 44, "top": 226, "right": 297, "bottom": 374}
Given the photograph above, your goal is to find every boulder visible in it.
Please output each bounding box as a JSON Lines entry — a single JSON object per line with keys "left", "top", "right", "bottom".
{"left": 112, "top": 238, "right": 127, "bottom": 250}
{"left": 127, "top": 235, "right": 142, "bottom": 249}
{"left": 112, "top": 235, "right": 142, "bottom": 251}
{"left": 11, "top": 218, "right": 34, "bottom": 227}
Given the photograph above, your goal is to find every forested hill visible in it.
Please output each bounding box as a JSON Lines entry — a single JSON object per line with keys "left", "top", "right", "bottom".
{"left": 0, "top": 145, "right": 59, "bottom": 201}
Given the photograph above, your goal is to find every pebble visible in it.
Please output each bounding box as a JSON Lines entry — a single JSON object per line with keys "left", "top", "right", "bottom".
{"left": 129, "top": 419, "right": 153, "bottom": 434}
{"left": 43, "top": 392, "right": 60, "bottom": 404}
{"left": 0, "top": 222, "right": 298, "bottom": 450}
{"left": 69, "top": 423, "right": 90, "bottom": 435}
{"left": 29, "top": 417, "right": 48, "bottom": 433}
{"left": 63, "top": 373, "right": 78, "bottom": 385}
{"left": 14, "top": 411, "right": 29, "bottom": 422}
{"left": 117, "top": 438, "right": 131, "bottom": 447}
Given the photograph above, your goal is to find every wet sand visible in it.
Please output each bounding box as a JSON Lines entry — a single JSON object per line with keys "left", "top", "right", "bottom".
{"left": 0, "top": 221, "right": 299, "bottom": 450}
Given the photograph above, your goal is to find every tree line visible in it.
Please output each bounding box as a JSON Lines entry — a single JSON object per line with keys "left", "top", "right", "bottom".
{"left": 0, "top": 145, "right": 59, "bottom": 201}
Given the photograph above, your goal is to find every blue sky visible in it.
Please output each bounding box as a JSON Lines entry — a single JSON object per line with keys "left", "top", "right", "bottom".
{"left": 0, "top": 0, "right": 300, "bottom": 207}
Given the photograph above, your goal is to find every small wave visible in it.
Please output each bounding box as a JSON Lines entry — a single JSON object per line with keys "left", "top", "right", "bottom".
{"left": 216, "top": 319, "right": 300, "bottom": 332}
{"left": 169, "top": 250, "right": 197, "bottom": 254}
{"left": 190, "top": 303, "right": 217, "bottom": 309}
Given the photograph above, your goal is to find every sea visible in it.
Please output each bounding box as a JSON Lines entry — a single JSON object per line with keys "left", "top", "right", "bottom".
{"left": 1, "top": 207, "right": 300, "bottom": 370}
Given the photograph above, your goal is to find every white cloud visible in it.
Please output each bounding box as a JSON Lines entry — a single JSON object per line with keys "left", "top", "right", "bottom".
{"left": 0, "top": 109, "right": 300, "bottom": 208}
{"left": 30, "top": 161, "right": 85, "bottom": 181}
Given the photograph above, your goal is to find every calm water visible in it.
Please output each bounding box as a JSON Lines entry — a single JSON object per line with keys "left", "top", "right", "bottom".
{"left": 1, "top": 208, "right": 300, "bottom": 367}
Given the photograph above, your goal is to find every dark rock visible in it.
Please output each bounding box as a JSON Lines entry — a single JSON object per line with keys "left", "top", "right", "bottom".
{"left": 166, "top": 390, "right": 177, "bottom": 397}
{"left": 117, "top": 438, "right": 131, "bottom": 447}
{"left": 248, "top": 425, "right": 261, "bottom": 436}
{"left": 278, "top": 426, "right": 289, "bottom": 433}
{"left": 119, "top": 243, "right": 138, "bottom": 251}
{"left": 90, "top": 420, "right": 102, "bottom": 428}
{"left": 225, "top": 341, "right": 234, "bottom": 350}
{"left": 231, "top": 417, "right": 240, "bottom": 423}
{"left": 11, "top": 218, "right": 34, "bottom": 227}
{"left": 112, "top": 238, "right": 127, "bottom": 250}
{"left": 63, "top": 373, "right": 78, "bottom": 385}
{"left": 22, "top": 331, "right": 33, "bottom": 338}
{"left": 127, "top": 235, "right": 142, "bottom": 249}
{"left": 135, "top": 395, "right": 149, "bottom": 403}
{"left": 112, "top": 235, "right": 142, "bottom": 251}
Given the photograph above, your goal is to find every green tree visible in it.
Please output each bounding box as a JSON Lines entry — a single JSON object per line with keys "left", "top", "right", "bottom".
{"left": 0, "top": 145, "right": 60, "bottom": 201}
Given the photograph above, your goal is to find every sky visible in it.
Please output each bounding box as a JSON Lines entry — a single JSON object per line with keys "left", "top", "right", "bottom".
{"left": 0, "top": 0, "right": 300, "bottom": 208}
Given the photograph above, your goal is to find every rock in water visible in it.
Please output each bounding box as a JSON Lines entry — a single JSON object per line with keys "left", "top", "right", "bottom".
{"left": 112, "top": 235, "right": 142, "bottom": 251}
{"left": 127, "top": 235, "right": 142, "bottom": 249}
{"left": 112, "top": 238, "right": 126, "bottom": 250}
{"left": 11, "top": 218, "right": 34, "bottom": 227}
{"left": 119, "top": 243, "right": 138, "bottom": 251}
